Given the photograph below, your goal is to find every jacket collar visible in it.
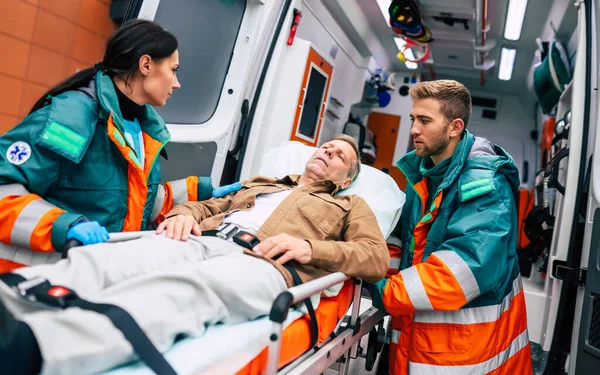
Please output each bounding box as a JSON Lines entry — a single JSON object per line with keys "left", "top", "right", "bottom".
{"left": 246, "top": 174, "right": 340, "bottom": 195}
{"left": 93, "top": 71, "right": 170, "bottom": 144}
{"left": 397, "top": 131, "right": 475, "bottom": 192}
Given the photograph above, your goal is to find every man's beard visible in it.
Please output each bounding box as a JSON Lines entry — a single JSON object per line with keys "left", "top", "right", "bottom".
{"left": 415, "top": 124, "right": 451, "bottom": 158}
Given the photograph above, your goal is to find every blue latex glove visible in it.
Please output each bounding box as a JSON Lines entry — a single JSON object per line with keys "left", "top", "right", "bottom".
{"left": 66, "top": 221, "right": 109, "bottom": 245}
{"left": 212, "top": 182, "right": 243, "bottom": 198}
{"left": 368, "top": 278, "right": 389, "bottom": 313}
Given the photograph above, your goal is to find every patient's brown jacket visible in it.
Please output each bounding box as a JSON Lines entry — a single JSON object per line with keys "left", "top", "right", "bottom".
{"left": 165, "top": 174, "right": 390, "bottom": 287}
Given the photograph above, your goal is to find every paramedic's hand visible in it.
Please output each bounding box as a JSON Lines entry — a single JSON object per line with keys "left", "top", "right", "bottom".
{"left": 368, "top": 278, "right": 388, "bottom": 313}
{"left": 156, "top": 214, "right": 201, "bottom": 241}
{"left": 212, "top": 182, "right": 242, "bottom": 198}
{"left": 66, "top": 222, "right": 109, "bottom": 245}
{"left": 253, "top": 234, "right": 312, "bottom": 265}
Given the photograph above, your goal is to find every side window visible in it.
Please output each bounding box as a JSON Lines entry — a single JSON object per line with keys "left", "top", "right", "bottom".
{"left": 153, "top": 0, "right": 246, "bottom": 124}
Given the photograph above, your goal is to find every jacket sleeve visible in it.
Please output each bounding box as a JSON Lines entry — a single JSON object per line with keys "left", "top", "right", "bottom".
{"left": 0, "top": 110, "right": 84, "bottom": 253}
{"left": 383, "top": 174, "right": 516, "bottom": 316}
{"left": 305, "top": 196, "right": 390, "bottom": 283}
{"left": 151, "top": 176, "right": 212, "bottom": 224}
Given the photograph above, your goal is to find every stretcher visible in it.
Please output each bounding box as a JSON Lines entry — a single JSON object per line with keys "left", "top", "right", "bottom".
{"left": 0, "top": 141, "right": 405, "bottom": 374}
{"left": 89, "top": 233, "right": 386, "bottom": 375}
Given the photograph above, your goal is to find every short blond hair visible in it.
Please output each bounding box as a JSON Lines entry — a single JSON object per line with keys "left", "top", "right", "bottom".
{"left": 332, "top": 134, "right": 361, "bottom": 180}
{"left": 409, "top": 80, "right": 472, "bottom": 127}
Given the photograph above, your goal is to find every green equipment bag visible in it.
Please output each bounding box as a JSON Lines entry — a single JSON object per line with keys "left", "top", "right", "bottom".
{"left": 533, "top": 41, "right": 571, "bottom": 114}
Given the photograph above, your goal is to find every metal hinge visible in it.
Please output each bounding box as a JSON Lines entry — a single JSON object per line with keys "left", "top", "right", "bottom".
{"left": 552, "top": 260, "right": 587, "bottom": 287}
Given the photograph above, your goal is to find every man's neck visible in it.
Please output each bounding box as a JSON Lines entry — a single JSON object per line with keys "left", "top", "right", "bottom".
{"left": 298, "top": 173, "right": 319, "bottom": 186}
{"left": 430, "top": 138, "right": 459, "bottom": 165}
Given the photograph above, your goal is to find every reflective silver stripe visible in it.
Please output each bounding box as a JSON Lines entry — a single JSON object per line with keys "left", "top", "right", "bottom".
{"left": 433, "top": 250, "right": 481, "bottom": 302}
{"left": 389, "top": 257, "right": 401, "bottom": 269}
{"left": 151, "top": 184, "right": 166, "bottom": 222}
{"left": 0, "top": 243, "right": 61, "bottom": 266}
{"left": 391, "top": 329, "right": 400, "bottom": 344}
{"left": 408, "top": 329, "right": 530, "bottom": 374}
{"left": 401, "top": 266, "right": 434, "bottom": 310}
{"left": 387, "top": 235, "right": 402, "bottom": 248}
{"left": 414, "top": 276, "right": 523, "bottom": 324}
{"left": 170, "top": 179, "right": 189, "bottom": 206}
{"left": 0, "top": 183, "right": 29, "bottom": 200}
{"left": 10, "top": 199, "right": 57, "bottom": 248}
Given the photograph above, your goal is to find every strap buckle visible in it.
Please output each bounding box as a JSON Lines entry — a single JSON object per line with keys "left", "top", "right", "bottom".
{"left": 216, "top": 222, "right": 240, "bottom": 240}
{"left": 215, "top": 223, "right": 260, "bottom": 250}
{"left": 16, "top": 277, "right": 77, "bottom": 308}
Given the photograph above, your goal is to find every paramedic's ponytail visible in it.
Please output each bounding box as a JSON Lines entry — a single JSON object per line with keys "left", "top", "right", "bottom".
{"left": 29, "top": 19, "right": 178, "bottom": 114}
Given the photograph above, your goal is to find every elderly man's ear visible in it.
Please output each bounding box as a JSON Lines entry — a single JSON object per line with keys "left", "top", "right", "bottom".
{"left": 340, "top": 177, "right": 353, "bottom": 190}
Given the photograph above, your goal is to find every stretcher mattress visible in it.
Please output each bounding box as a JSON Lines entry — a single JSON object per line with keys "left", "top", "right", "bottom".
{"left": 102, "top": 280, "right": 355, "bottom": 375}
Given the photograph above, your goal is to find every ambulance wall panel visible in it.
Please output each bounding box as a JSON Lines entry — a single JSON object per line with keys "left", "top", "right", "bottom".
{"left": 367, "top": 73, "right": 420, "bottom": 166}
{"left": 468, "top": 94, "right": 537, "bottom": 188}
{"left": 296, "top": 0, "right": 371, "bottom": 145}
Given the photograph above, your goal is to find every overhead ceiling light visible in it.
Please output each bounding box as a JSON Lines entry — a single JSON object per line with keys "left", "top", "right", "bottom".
{"left": 394, "top": 37, "right": 406, "bottom": 50}
{"left": 503, "top": 0, "right": 528, "bottom": 41}
{"left": 394, "top": 38, "right": 418, "bottom": 70}
{"left": 405, "top": 61, "right": 418, "bottom": 70}
{"left": 498, "top": 47, "right": 516, "bottom": 81}
{"left": 376, "top": 0, "right": 392, "bottom": 26}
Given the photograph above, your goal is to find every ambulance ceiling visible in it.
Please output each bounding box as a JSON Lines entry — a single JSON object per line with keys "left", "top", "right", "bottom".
{"left": 322, "top": 0, "right": 578, "bottom": 98}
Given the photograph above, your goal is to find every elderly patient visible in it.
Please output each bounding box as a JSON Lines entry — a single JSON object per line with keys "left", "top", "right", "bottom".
{"left": 0, "top": 134, "right": 389, "bottom": 375}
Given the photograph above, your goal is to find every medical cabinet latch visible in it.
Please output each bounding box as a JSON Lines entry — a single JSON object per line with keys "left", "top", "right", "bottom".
{"left": 552, "top": 260, "right": 587, "bottom": 287}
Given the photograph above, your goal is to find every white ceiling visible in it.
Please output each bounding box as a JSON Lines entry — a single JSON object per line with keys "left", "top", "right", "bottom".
{"left": 323, "top": 0, "right": 578, "bottom": 105}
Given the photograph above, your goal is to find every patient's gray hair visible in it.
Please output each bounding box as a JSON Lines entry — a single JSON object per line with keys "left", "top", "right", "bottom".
{"left": 332, "top": 134, "right": 361, "bottom": 180}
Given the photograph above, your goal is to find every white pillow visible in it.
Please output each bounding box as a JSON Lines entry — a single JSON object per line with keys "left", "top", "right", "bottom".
{"left": 259, "top": 141, "right": 406, "bottom": 238}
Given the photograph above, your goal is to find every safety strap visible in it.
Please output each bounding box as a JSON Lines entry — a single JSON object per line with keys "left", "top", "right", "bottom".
{"left": 204, "top": 225, "right": 320, "bottom": 348}
{"left": 0, "top": 273, "right": 177, "bottom": 375}
{"left": 282, "top": 264, "right": 319, "bottom": 349}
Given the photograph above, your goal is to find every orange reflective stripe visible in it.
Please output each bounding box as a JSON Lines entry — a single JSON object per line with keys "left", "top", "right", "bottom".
{"left": 387, "top": 243, "right": 402, "bottom": 276}
{"left": 408, "top": 292, "right": 529, "bottom": 366}
{"left": 487, "top": 340, "right": 532, "bottom": 375}
{"left": 30, "top": 208, "right": 66, "bottom": 251}
{"left": 0, "top": 258, "right": 26, "bottom": 273}
{"left": 383, "top": 272, "right": 417, "bottom": 315}
{"left": 153, "top": 183, "right": 174, "bottom": 225}
{"left": 415, "top": 254, "right": 467, "bottom": 310}
{"left": 0, "top": 194, "right": 39, "bottom": 245}
{"left": 186, "top": 176, "right": 199, "bottom": 201}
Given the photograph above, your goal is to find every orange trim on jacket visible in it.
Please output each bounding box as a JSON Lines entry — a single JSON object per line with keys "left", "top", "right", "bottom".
{"left": 106, "top": 115, "right": 164, "bottom": 231}
{"left": 0, "top": 194, "right": 63, "bottom": 252}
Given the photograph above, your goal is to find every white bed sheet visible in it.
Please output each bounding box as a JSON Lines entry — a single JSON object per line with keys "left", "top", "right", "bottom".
{"left": 102, "top": 311, "right": 304, "bottom": 375}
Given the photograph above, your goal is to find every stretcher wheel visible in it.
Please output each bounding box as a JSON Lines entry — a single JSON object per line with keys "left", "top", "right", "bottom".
{"left": 365, "top": 321, "right": 385, "bottom": 371}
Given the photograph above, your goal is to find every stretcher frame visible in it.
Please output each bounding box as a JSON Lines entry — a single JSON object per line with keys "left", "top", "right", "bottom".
{"left": 0, "top": 231, "right": 387, "bottom": 375}
{"left": 265, "top": 272, "right": 386, "bottom": 375}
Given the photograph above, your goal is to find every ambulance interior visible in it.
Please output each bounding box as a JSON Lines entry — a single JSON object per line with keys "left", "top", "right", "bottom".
{"left": 2, "top": 0, "right": 600, "bottom": 374}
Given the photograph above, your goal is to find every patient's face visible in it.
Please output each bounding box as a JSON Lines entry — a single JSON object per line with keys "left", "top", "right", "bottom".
{"left": 304, "top": 140, "right": 356, "bottom": 188}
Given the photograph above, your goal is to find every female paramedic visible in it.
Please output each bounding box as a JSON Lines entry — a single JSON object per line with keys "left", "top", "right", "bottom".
{"left": 0, "top": 19, "right": 240, "bottom": 268}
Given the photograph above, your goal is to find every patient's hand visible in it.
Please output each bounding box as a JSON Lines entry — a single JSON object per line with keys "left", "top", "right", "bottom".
{"left": 156, "top": 215, "right": 201, "bottom": 241}
{"left": 253, "top": 234, "right": 313, "bottom": 265}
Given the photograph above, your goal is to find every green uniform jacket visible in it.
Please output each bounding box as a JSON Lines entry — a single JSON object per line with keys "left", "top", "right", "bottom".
{"left": 382, "top": 131, "right": 532, "bottom": 374}
{"left": 0, "top": 72, "right": 212, "bottom": 256}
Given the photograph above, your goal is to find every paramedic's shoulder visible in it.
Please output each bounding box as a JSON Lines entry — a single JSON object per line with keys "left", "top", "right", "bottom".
{"left": 36, "top": 88, "right": 99, "bottom": 164}
{"left": 308, "top": 192, "right": 390, "bottom": 283}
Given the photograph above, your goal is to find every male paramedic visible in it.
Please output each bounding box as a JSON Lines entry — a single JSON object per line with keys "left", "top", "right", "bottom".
{"left": 369, "top": 80, "right": 532, "bottom": 374}
{"left": 0, "top": 135, "right": 390, "bottom": 375}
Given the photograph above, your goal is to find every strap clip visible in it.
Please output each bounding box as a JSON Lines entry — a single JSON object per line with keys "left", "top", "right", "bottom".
{"left": 16, "top": 277, "right": 78, "bottom": 308}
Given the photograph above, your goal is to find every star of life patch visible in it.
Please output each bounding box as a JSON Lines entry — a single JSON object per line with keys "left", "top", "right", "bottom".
{"left": 6, "top": 141, "right": 32, "bottom": 165}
